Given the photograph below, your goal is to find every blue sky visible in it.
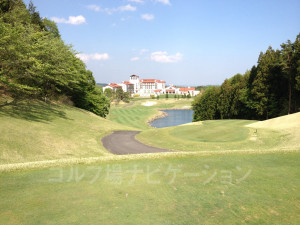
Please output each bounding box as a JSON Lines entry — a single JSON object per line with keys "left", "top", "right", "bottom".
{"left": 24, "top": 0, "right": 300, "bottom": 85}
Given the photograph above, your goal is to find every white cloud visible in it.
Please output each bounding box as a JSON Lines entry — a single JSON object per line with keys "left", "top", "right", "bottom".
{"left": 130, "top": 57, "right": 140, "bottom": 61}
{"left": 128, "top": 0, "right": 144, "bottom": 3}
{"left": 51, "top": 15, "right": 86, "bottom": 25}
{"left": 118, "top": 4, "right": 136, "bottom": 12}
{"left": 141, "top": 14, "right": 154, "bottom": 21}
{"left": 68, "top": 16, "right": 86, "bottom": 25}
{"left": 87, "top": 5, "right": 101, "bottom": 12}
{"left": 156, "top": 0, "right": 171, "bottom": 5}
{"left": 51, "top": 17, "right": 67, "bottom": 24}
{"left": 76, "top": 53, "right": 110, "bottom": 62}
{"left": 150, "top": 51, "right": 182, "bottom": 63}
{"left": 93, "top": 53, "right": 110, "bottom": 60}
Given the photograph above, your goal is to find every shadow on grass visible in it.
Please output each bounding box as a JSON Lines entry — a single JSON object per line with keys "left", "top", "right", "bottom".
{"left": 0, "top": 100, "right": 71, "bottom": 123}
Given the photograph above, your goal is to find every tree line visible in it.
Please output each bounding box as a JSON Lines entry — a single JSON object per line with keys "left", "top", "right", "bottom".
{"left": 0, "top": 0, "right": 110, "bottom": 117}
{"left": 193, "top": 34, "right": 300, "bottom": 121}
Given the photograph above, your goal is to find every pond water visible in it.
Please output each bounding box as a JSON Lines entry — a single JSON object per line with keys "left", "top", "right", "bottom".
{"left": 150, "top": 109, "right": 194, "bottom": 128}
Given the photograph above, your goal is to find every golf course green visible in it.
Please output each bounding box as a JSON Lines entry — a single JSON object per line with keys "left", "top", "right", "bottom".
{"left": 0, "top": 98, "right": 299, "bottom": 224}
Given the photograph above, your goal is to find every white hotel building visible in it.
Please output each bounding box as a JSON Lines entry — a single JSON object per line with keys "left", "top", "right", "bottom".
{"left": 103, "top": 75, "right": 200, "bottom": 97}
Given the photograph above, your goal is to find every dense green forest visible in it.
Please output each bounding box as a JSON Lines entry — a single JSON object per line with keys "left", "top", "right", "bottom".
{"left": 0, "top": 0, "right": 110, "bottom": 117}
{"left": 193, "top": 34, "right": 300, "bottom": 121}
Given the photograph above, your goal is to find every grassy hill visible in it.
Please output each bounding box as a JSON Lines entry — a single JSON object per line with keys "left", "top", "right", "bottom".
{"left": 246, "top": 112, "right": 300, "bottom": 130}
{"left": 0, "top": 99, "right": 135, "bottom": 165}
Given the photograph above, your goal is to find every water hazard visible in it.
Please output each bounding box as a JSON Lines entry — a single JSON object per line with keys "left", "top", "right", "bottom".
{"left": 150, "top": 109, "right": 194, "bottom": 128}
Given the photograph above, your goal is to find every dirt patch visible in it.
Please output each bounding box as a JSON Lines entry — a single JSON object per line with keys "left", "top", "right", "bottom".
{"left": 269, "top": 208, "right": 280, "bottom": 216}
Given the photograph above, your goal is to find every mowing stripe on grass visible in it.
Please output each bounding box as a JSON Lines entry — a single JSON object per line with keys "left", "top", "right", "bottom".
{"left": 1, "top": 149, "right": 299, "bottom": 172}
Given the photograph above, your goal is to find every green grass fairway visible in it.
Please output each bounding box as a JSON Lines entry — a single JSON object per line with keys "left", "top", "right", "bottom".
{"left": 0, "top": 100, "right": 134, "bottom": 164}
{"left": 0, "top": 153, "right": 299, "bottom": 224}
{"left": 107, "top": 106, "right": 157, "bottom": 130}
{"left": 171, "top": 120, "right": 251, "bottom": 142}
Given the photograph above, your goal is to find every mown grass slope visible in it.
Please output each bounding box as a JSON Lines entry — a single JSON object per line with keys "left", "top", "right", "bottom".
{"left": 246, "top": 112, "right": 300, "bottom": 151}
{"left": 0, "top": 100, "right": 135, "bottom": 164}
{"left": 246, "top": 112, "right": 300, "bottom": 130}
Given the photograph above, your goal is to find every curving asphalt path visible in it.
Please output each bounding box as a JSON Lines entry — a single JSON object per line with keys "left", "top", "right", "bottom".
{"left": 101, "top": 131, "right": 171, "bottom": 155}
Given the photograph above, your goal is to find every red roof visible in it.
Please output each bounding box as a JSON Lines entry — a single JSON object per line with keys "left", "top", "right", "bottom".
{"left": 109, "top": 83, "right": 122, "bottom": 88}
{"left": 154, "top": 89, "right": 162, "bottom": 92}
{"left": 141, "top": 79, "right": 156, "bottom": 83}
{"left": 140, "top": 79, "right": 166, "bottom": 83}
{"left": 179, "top": 87, "right": 195, "bottom": 92}
{"left": 123, "top": 81, "right": 134, "bottom": 85}
{"left": 166, "top": 89, "right": 175, "bottom": 92}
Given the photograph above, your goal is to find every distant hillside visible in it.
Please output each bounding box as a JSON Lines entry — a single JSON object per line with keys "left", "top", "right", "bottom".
{"left": 97, "top": 83, "right": 108, "bottom": 87}
{"left": 195, "top": 85, "right": 218, "bottom": 91}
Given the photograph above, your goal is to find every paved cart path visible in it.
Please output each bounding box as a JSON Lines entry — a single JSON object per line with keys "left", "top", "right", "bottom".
{"left": 101, "top": 131, "right": 171, "bottom": 155}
